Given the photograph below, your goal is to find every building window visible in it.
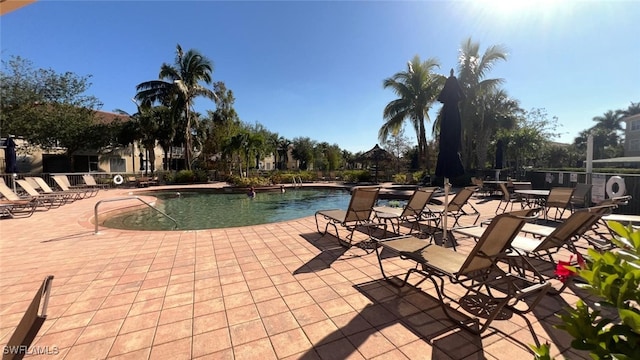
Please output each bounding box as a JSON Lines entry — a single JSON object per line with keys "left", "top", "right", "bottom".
{"left": 630, "top": 139, "right": 640, "bottom": 152}
{"left": 110, "top": 158, "right": 126, "bottom": 172}
{"left": 73, "top": 155, "right": 99, "bottom": 172}
{"left": 631, "top": 119, "right": 640, "bottom": 131}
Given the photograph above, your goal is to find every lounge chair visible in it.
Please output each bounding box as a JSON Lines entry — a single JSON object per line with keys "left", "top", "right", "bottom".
{"left": 374, "top": 212, "right": 550, "bottom": 339}
{"left": 82, "top": 174, "right": 109, "bottom": 189}
{"left": 27, "top": 177, "right": 83, "bottom": 201}
{"left": 544, "top": 187, "right": 574, "bottom": 221}
{"left": 15, "top": 180, "right": 69, "bottom": 208}
{"left": 457, "top": 206, "right": 611, "bottom": 291}
{"left": 570, "top": 183, "right": 592, "bottom": 211}
{"left": 1, "top": 203, "right": 16, "bottom": 218}
{"left": 514, "top": 206, "right": 611, "bottom": 260}
{"left": 508, "top": 206, "right": 612, "bottom": 291}
{"left": 495, "top": 182, "right": 523, "bottom": 214}
{"left": 52, "top": 175, "right": 97, "bottom": 198}
{"left": 471, "top": 177, "right": 491, "bottom": 197}
{"left": 0, "top": 179, "right": 42, "bottom": 216}
{"left": 373, "top": 188, "right": 439, "bottom": 236}
{"left": 2, "top": 275, "right": 53, "bottom": 360}
{"left": 315, "top": 186, "right": 380, "bottom": 247}
{"left": 424, "top": 186, "right": 480, "bottom": 228}
{"left": 523, "top": 202, "right": 620, "bottom": 252}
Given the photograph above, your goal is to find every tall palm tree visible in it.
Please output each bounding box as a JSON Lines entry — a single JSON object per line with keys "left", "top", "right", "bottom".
{"left": 276, "top": 137, "right": 291, "bottom": 170}
{"left": 618, "top": 101, "right": 640, "bottom": 117}
{"left": 150, "top": 105, "right": 175, "bottom": 170}
{"left": 593, "top": 110, "right": 623, "bottom": 132}
{"left": 381, "top": 55, "right": 444, "bottom": 173}
{"left": 474, "top": 89, "right": 520, "bottom": 168}
{"left": 114, "top": 103, "right": 159, "bottom": 174}
{"left": 135, "top": 44, "right": 216, "bottom": 170}
{"left": 457, "top": 38, "right": 508, "bottom": 169}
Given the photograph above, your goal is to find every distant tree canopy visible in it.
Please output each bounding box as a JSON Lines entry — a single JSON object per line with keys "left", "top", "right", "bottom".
{"left": 3, "top": 49, "right": 637, "bottom": 176}
{"left": 572, "top": 102, "right": 639, "bottom": 160}
{"left": 0, "top": 56, "right": 115, "bottom": 161}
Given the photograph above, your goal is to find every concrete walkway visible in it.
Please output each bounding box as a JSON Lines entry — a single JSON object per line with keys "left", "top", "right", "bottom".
{"left": 0, "top": 183, "right": 598, "bottom": 359}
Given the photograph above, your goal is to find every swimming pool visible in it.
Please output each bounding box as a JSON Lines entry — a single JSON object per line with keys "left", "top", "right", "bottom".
{"left": 102, "top": 188, "right": 356, "bottom": 230}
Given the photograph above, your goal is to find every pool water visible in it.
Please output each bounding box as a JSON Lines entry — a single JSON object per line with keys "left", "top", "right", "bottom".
{"left": 103, "top": 188, "right": 357, "bottom": 230}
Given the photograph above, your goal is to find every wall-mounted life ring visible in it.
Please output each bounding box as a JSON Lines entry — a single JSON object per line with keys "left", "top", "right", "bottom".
{"left": 113, "top": 174, "right": 124, "bottom": 185}
{"left": 605, "top": 176, "right": 626, "bottom": 198}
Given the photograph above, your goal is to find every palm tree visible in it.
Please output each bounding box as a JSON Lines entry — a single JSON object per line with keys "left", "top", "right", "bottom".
{"left": 457, "top": 38, "right": 508, "bottom": 169}
{"left": 151, "top": 105, "right": 175, "bottom": 170}
{"left": 618, "top": 101, "right": 640, "bottom": 118}
{"left": 276, "top": 137, "right": 291, "bottom": 170}
{"left": 135, "top": 44, "right": 216, "bottom": 170}
{"left": 593, "top": 110, "right": 623, "bottom": 132}
{"left": 474, "top": 89, "right": 521, "bottom": 168}
{"left": 381, "top": 55, "right": 444, "bottom": 173}
{"left": 114, "top": 103, "right": 160, "bottom": 174}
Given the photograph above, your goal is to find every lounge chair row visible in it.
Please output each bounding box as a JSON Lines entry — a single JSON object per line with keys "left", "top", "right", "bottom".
{"left": 0, "top": 175, "right": 104, "bottom": 218}
{"left": 315, "top": 185, "right": 624, "bottom": 343}
{"left": 314, "top": 185, "right": 481, "bottom": 248}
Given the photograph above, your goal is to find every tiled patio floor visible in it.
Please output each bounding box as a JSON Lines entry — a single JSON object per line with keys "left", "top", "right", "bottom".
{"left": 0, "top": 183, "right": 600, "bottom": 359}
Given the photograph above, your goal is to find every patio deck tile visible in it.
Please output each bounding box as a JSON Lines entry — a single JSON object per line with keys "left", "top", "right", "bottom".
{"left": 0, "top": 183, "right": 602, "bottom": 359}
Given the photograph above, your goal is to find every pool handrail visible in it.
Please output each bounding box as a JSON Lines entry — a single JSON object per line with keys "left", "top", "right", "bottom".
{"left": 94, "top": 196, "right": 178, "bottom": 234}
{"left": 292, "top": 176, "right": 302, "bottom": 188}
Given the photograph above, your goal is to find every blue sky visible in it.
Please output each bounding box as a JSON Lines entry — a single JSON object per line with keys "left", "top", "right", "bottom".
{"left": 2, "top": 0, "right": 638, "bottom": 153}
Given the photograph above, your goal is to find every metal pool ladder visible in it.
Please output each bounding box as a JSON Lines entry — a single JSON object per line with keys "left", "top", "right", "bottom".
{"left": 94, "top": 196, "right": 178, "bottom": 234}
{"left": 292, "top": 176, "right": 303, "bottom": 188}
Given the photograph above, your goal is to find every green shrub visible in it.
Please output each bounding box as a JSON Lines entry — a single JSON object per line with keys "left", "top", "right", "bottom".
{"left": 193, "top": 169, "right": 209, "bottom": 183}
{"left": 226, "top": 175, "right": 271, "bottom": 187}
{"left": 533, "top": 222, "right": 640, "bottom": 359}
{"left": 341, "top": 170, "right": 372, "bottom": 183}
{"left": 172, "top": 170, "right": 195, "bottom": 183}
{"left": 393, "top": 173, "right": 407, "bottom": 184}
{"left": 270, "top": 170, "right": 317, "bottom": 184}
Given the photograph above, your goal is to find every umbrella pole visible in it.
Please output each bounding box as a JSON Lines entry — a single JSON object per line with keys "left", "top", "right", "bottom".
{"left": 443, "top": 177, "right": 449, "bottom": 245}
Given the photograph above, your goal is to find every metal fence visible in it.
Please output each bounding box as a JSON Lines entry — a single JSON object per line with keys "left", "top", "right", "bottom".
{"left": 3, "top": 170, "right": 639, "bottom": 215}
{"left": 525, "top": 171, "right": 639, "bottom": 215}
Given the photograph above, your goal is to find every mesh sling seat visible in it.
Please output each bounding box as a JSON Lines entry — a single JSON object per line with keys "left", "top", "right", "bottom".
{"left": 315, "top": 186, "right": 380, "bottom": 247}
{"left": 517, "top": 204, "right": 618, "bottom": 255}
{"left": 374, "top": 212, "right": 550, "bottom": 340}
{"left": 509, "top": 206, "right": 612, "bottom": 293}
{"left": 454, "top": 206, "right": 610, "bottom": 292}
{"left": 544, "top": 187, "right": 575, "bottom": 221}
{"left": 471, "top": 177, "right": 491, "bottom": 197}
{"left": 569, "top": 183, "right": 592, "bottom": 211}
{"left": 82, "top": 174, "right": 109, "bottom": 190}
{"left": 51, "top": 175, "right": 97, "bottom": 198}
{"left": 373, "top": 188, "right": 439, "bottom": 236}
{"left": 495, "top": 182, "right": 524, "bottom": 215}
{"left": 589, "top": 195, "right": 633, "bottom": 246}
{"left": 15, "top": 180, "right": 69, "bottom": 208}
{"left": 0, "top": 179, "right": 41, "bottom": 217}
{"left": 2, "top": 276, "right": 53, "bottom": 360}
{"left": 424, "top": 186, "right": 480, "bottom": 228}
{"left": 27, "top": 177, "right": 82, "bottom": 202}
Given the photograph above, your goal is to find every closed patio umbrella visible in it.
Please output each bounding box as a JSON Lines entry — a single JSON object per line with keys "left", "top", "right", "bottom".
{"left": 435, "top": 69, "right": 465, "bottom": 243}
{"left": 4, "top": 136, "right": 17, "bottom": 173}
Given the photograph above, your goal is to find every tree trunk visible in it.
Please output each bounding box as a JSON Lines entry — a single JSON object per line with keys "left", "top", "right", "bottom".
{"left": 162, "top": 146, "right": 169, "bottom": 171}
{"left": 148, "top": 147, "right": 156, "bottom": 174}
{"left": 476, "top": 129, "right": 492, "bottom": 170}
{"left": 418, "top": 116, "right": 429, "bottom": 173}
{"left": 184, "top": 107, "right": 192, "bottom": 171}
